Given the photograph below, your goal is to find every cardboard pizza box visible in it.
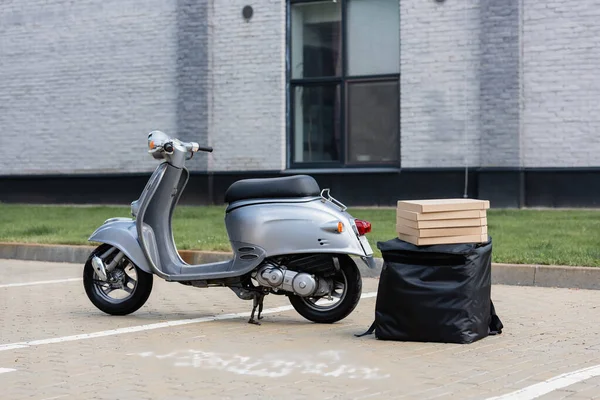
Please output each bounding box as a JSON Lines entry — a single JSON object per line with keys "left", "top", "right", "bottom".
{"left": 397, "top": 224, "right": 488, "bottom": 238}
{"left": 396, "top": 209, "right": 487, "bottom": 221}
{"left": 397, "top": 199, "right": 490, "bottom": 214}
{"left": 397, "top": 233, "right": 489, "bottom": 246}
{"left": 397, "top": 217, "right": 487, "bottom": 229}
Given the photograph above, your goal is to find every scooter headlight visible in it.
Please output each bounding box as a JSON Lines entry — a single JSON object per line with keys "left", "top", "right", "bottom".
{"left": 147, "top": 130, "right": 171, "bottom": 159}
{"left": 147, "top": 131, "right": 170, "bottom": 150}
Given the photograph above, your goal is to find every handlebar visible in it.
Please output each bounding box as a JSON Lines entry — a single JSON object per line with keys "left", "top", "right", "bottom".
{"left": 148, "top": 131, "right": 213, "bottom": 158}
{"left": 186, "top": 142, "right": 213, "bottom": 153}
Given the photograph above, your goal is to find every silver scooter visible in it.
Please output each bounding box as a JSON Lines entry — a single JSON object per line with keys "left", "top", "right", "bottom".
{"left": 83, "top": 131, "right": 375, "bottom": 324}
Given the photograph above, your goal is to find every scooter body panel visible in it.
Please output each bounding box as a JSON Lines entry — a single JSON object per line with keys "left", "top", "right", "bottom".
{"left": 225, "top": 198, "right": 373, "bottom": 259}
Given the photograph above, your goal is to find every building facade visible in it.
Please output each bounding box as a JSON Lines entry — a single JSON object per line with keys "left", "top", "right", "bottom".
{"left": 1, "top": 0, "right": 599, "bottom": 207}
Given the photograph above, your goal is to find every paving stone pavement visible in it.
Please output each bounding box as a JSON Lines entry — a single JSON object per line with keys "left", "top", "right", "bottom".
{"left": 1, "top": 259, "right": 600, "bottom": 400}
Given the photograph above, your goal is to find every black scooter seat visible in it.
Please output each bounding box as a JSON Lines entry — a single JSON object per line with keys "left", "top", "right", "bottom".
{"left": 224, "top": 175, "right": 320, "bottom": 203}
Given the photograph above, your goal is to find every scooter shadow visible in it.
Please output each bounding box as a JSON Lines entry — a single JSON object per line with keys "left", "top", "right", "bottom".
{"left": 69, "top": 309, "right": 314, "bottom": 327}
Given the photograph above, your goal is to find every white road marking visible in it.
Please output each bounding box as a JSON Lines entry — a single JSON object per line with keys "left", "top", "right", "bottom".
{"left": 0, "top": 368, "right": 16, "bottom": 375}
{"left": 0, "top": 278, "right": 81, "bottom": 288}
{"left": 130, "top": 348, "right": 389, "bottom": 380}
{"left": 485, "top": 364, "right": 600, "bottom": 400}
{"left": 0, "top": 292, "right": 377, "bottom": 353}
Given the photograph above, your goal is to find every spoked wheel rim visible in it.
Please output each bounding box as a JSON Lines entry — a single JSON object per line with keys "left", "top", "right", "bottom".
{"left": 92, "top": 261, "right": 138, "bottom": 304}
{"left": 299, "top": 269, "right": 348, "bottom": 311}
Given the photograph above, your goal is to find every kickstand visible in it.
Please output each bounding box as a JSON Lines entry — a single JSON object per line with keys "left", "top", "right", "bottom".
{"left": 248, "top": 292, "right": 265, "bottom": 325}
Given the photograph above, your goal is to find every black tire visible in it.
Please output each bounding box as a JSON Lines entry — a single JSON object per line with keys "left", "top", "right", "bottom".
{"left": 83, "top": 244, "right": 153, "bottom": 316}
{"left": 288, "top": 255, "right": 362, "bottom": 324}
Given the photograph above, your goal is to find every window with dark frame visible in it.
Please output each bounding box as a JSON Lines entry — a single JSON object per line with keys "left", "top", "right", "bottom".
{"left": 289, "top": 0, "right": 400, "bottom": 168}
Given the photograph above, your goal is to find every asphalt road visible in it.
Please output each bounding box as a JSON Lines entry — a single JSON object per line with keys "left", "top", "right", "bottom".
{"left": 1, "top": 259, "right": 600, "bottom": 400}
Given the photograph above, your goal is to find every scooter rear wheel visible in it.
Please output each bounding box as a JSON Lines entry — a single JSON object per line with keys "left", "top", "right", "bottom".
{"left": 288, "top": 255, "right": 362, "bottom": 324}
{"left": 83, "top": 244, "right": 153, "bottom": 316}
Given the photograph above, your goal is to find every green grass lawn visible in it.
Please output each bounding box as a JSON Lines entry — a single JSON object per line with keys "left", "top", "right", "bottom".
{"left": 0, "top": 203, "right": 599, "bottom": 266}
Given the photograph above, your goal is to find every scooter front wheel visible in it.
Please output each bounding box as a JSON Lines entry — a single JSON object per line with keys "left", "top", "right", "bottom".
{"left": 83, "top": 244, "right": 153, "bottom": 316}
{"left": 288, "top": 255, "right": 362, "bottom": 324}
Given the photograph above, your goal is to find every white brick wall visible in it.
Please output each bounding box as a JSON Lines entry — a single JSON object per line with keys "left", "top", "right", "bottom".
{"left": 3, "top": 0, "right": 600, "bottom": 176}
{"left": 207, "top": 0, "right": 286, "bottom": 172}
{"left": 0, "top": 0, "right": 178, "bottom": 175}
{"left": 522, "top": 0, "right": 600, "bottom": 167}
{"left": 400, "top": 0, "right": 481, "bottom": 168}
{"left": 479, "top": 0, "right": 521, "bottom": 168}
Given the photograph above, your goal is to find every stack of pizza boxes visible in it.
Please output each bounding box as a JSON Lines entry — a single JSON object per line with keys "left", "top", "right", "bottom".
{"left": 396, "top": 199, "right": 490, "bottom": 246}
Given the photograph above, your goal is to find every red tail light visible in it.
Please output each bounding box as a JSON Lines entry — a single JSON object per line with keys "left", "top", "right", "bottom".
{"left": 354, "top": 219, "right": 371, "bottom": 235}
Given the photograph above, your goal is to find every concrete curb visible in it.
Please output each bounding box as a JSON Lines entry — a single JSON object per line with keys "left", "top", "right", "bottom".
{"left": 492, "top": 263, "right": 600, "bottom": 290}
{"left": 1, "top": 242, "right": 598, "bottom": 290}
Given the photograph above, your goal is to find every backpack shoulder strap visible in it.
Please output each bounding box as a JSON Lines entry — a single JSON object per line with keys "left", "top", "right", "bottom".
{"left": 355, "top": 321, "right": 376, "bottom": 338}
{"left": 488, "top": 300, "right": 504, "bottom": 335}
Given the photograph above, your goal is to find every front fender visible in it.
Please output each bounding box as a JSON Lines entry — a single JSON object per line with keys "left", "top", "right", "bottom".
{"left": 88, "top": 218, "right": 152, "bottom": 274}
